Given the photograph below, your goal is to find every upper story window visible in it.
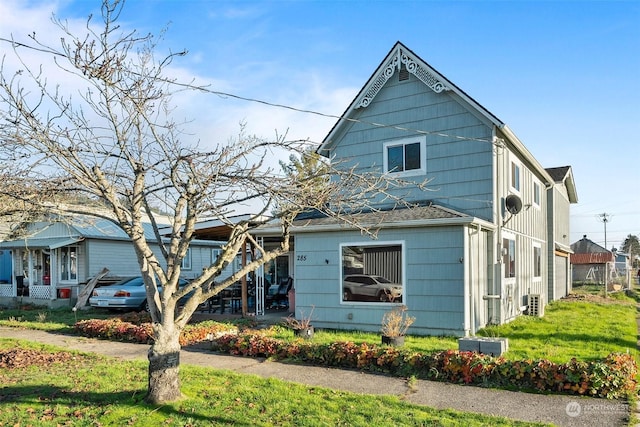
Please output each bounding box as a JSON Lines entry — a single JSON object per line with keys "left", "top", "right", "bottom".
{"left": 533, "top": 181, "right": 541, "bottom": 208}
{"left": 510, "top": 160, "right": 521, "bottom": 193}
{"left": 383, "top": 136, "right": 426, "bottom": 177}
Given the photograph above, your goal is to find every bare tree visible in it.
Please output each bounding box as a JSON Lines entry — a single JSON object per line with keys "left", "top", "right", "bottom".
{"left": 622, "top": 234, "right": 639, "bottom": 269}
{"left": 0, "top": 0, "right": 427, "bottom": 403}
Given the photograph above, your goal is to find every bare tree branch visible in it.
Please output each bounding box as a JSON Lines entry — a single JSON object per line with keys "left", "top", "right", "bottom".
{"left": 0, "top": 0, "right": 431, "bottom": 404}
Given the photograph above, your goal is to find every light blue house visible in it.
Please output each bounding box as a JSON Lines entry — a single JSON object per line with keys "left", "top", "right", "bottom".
{"left": 0, "top": 214, "right": 226, "bottom": 308}
{"left": 254, "top": 42, "right": 577, "bottom": 336}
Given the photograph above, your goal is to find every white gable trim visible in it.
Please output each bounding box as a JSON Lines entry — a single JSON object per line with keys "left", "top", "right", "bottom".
{"left": 355, "top": 46, "right": 450, "bottom": 109}
{"left": 319, "top": 42, "right": 505, "bottom": 155}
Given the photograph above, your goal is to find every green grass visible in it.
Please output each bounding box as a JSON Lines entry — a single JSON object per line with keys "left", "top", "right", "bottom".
{"left": 477, "top": 297, "right": 638, "bottom": 363}
{"left": 0, "top": 295, "right": 636, "bottom": 425}
{"left": 0, "top": 305, "right": 113, "bottom": 332}
{"left": 0, "top": 340, "right": 546, "bottom": 427}
{"left": 2, "top": 291, "right": 638, "bottom": 365}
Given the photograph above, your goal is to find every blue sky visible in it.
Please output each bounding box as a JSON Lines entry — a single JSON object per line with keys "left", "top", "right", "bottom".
{"left": 2, "top": 0, "right": 639, "bottom": 248}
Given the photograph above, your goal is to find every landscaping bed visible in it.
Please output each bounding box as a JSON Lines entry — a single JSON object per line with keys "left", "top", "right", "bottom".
{"left": 71, "top": 298, "right": 639, "bottom": 400}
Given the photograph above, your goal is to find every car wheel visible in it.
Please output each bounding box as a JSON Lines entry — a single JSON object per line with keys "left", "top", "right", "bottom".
{"left": 142, "top": 300, "right": 150, "bottom": 312}
{"left": 343, "top": 289, "right": 352, "bottom": 301}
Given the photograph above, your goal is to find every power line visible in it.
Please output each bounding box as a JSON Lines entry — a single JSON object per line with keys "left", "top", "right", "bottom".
{"left": 189, "top": 85, "right": 501, "bottom": 146}
{"left": 0, "top": 37, "right": 504, "bottom": 147}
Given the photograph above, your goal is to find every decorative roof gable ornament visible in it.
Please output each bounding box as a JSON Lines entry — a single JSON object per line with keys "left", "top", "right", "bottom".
{"left": 356, "top": 47, "right": 449, "bottom": 109}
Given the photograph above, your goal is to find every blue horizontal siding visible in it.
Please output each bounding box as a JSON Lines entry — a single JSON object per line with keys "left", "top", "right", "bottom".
{"left": 294, "top": 226, "right": 467, "bottom": 336}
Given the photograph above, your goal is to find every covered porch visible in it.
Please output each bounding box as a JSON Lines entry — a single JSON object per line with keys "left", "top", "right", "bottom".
{"left": 0, "top": 237, "right": 82, "bottom": 307}
{"left": 192, "top": 216, "right": 295, "bottom": 318}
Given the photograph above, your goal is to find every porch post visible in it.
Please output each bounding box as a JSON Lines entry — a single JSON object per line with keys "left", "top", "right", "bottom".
{"left": 241, "top": 239, "right": 248, "bottom": 316}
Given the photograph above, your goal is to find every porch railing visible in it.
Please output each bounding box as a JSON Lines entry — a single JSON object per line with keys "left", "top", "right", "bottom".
{"left": 0, "top": 284, "right": 53, "bottom": 299}
{"left": 29, "top": 285, "right": 52, "bottom": 300}
{"left": 0, "top": 284, "right": 12, "bottom": 297}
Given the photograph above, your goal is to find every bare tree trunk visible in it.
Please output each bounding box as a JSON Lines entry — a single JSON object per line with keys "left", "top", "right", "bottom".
{"left": 146, "top": 323, "right": 182, "bottom": 404}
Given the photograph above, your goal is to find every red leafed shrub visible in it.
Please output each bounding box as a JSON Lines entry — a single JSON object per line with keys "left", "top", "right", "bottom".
{"left": 431, "top": 350, "right": 498, "bottom": 385}
{"left": 74, "top": 318, "right": 153, "bottom": 343}
{"left": 211, "top": 331, "right": 283, "bottom": 357}
{"left": 210, "top": 332, "right": 636, "bottom": 399}
{"left": 74, "top": 318, "right": 237, "bottom": 346}
{"left": 73, "top": 319, "right": 637, "bottom": 399}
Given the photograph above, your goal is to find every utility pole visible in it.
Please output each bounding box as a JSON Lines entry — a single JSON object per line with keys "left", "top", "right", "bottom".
{"left": 597, "top": 213, "right": 612, "bottom": 250}
{"left": 597, "top": 213, "right": 612, "bottom": 296}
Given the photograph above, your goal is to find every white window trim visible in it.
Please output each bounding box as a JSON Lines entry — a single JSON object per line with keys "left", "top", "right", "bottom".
{"left": 532, "top": 179, "right": 541, "bottom": 209}
{"left": 339, "top": 240, "right": 406, "bottom": 306}
{"left": 58, "top": 246, "right": 79, "bottom": 284}
{"left": 211, "top": 248, "right": 221, "bottom": 265}
{"left": 501, "top": 231, "right": 516, "bottom": 281}
{"left": 383, "top": 136, "right": 426, "bottom": 177}
{"left": 181, "top": 248, "right": 192, "bottom": 270}
{"left": 533, "top": 242, "right": 542, "bottom": 279}
{"left": 509, "top": 157, "right": 522, "bottom": 194}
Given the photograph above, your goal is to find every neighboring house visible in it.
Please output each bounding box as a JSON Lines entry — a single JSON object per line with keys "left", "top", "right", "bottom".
{"left": 570, "top": 235, "right": 615, "bottom": 284}
{"left": 0, "top": 214, "right": 226, "bottom": 308}
{"left": 613, "top": 249, "right": 630, "bottom": 277}
{"left": 0, "top": 223, "right": 11, "bottom": 284}
{"left": 545, "top": 166, "right": 578, "bottom": 300}
{"left": 253, "top": 41, "right": 577, "bottom": 336}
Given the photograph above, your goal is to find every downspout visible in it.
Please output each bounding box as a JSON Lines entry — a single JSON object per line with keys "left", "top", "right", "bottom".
{"left": 467, "top": 223, "right": 482, "bottom": 336}
{"left": 475, "top": 222, "right": 482, "bottom": 334}
{"left": 10, "top": 251, "right": 17, "bottom": 296}
{"left": 463, "top": 225, "right": 471, "bottom": 336}
{"left": 487, "top": 131, "right": 503, "bottom": 324}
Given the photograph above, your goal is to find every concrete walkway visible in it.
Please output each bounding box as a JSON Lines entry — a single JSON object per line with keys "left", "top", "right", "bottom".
{"left": 0, "top": 327, "right": 631, "bottom": 426}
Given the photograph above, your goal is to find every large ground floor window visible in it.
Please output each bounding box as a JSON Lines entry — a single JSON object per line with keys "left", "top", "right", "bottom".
{"left": 341, "top": 242, "right": 403, "bottom": 303}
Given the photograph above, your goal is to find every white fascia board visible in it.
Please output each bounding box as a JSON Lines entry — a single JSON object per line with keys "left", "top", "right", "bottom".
{"left": 253, "top": 216, "right": 496, "bottom": 236}
{"left": 500, "top": 125, "right": 555, "bottom": 186}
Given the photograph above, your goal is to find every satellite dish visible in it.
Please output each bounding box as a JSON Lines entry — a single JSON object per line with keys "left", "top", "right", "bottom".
{"left": 505, "top": 194, "right": 523, "bottom": 215}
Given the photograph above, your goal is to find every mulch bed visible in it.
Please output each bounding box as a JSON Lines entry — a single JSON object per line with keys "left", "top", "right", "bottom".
{"left": 0, "top": 348, "right": 78, "bottom": 369}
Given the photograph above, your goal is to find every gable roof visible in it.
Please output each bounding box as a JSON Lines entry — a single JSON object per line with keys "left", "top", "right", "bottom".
{"left": 317, "top": 41, "right": 555, "bottom": 186}
{"left": 0, "top": 215, "right": 224, "bottom": 249}
{"left": 570, "top": 235, "right": 614, "bottom": 264}
{"left": 318, "top": 41, "right": 504, "bottom": 154}
{"left": 546, "top": 166, "right": 578, "bottom": 203}
{"left": 571, "top": 235, "right": 610, "bottom": 254}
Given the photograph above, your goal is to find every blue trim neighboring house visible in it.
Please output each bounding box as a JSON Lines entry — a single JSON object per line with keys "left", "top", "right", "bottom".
{"left": 0, "top": 214, "right": 225, "bottom": 308}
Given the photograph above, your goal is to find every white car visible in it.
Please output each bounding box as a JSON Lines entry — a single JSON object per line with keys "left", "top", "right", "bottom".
{"left": 342, "top": 274, "right": 402, "bottom": 302}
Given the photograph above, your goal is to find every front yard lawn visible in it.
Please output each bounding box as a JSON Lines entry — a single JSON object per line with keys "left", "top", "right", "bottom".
{"left": 477, "top": 294, "right": 638, "bottom": 363}
{"left": 2, "top": 291, "right": 638, "bottom": 365}
{"left": 2, "top": 292, "right": 638, "bottom": 400}
{"left": 0, "top": 341, "right": 544, "bottom": 427}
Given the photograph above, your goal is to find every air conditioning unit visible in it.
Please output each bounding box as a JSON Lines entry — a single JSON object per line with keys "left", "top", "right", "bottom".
{"left": 527, "top": 294, "right": 544, "bottom": 317}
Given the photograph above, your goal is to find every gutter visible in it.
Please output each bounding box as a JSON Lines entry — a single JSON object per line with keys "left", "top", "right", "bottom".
{"left": 253, "top": 216, "right": 497, "bottom": 236}
{"left": 499, "top": 125, "right": 555, "bottom": 186}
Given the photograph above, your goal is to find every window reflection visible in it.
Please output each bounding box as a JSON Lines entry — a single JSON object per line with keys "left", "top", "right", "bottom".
{"left": 342, "top": 244, "right": 403, "bottom": 303}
